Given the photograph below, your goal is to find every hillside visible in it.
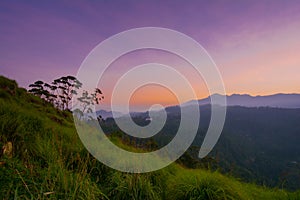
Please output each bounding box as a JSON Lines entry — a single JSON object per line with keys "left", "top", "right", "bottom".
{"left": 0, "top": 75, "right": 299, "bottom": 199}
{"left": 115, "top": 104, "right": 300, "bottom": 190}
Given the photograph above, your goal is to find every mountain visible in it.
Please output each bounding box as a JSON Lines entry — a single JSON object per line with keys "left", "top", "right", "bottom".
{"left": 100, "top": 93, "right": 300, "bottom": 118}
{"left": 105, "top": 103, "right": 300, "bottom": 190}
{"left": 133, "top": 105, "right": 300, "bottom": 190}
{"left": 2, "top": 75, "right": 299, "bottom": 199}
{"left": 183, "top": 93, "right": 300, "bottom": 108}
{"left": 96, "top": 109, "right": 124, "bottom": 119}
{"left": 99, "top": 93, "right": 300, "bottom": 117}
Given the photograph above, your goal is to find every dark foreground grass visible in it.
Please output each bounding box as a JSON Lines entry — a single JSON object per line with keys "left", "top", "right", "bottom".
{"left": 0, "top": 75, "right": 299, "bottom": 200}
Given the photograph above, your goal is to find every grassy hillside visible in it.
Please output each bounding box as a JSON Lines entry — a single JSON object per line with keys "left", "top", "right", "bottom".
{"left": 0, "top": 75, "right": 299, "bottom": 199}
{"left": 127, "top": 104, "right": 300, "bottom": 190}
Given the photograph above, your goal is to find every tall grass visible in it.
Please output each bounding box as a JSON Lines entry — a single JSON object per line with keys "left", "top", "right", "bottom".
{"left": 106, "top": 173, "right": 161, "bottom": 200}
{"left": 1, "top": 75, "right": 300, "bottom": 199}
{"left": 166, "top": 169, "right": 246, "bottom": 200}
{"left": 0, "top": 76, "right": 107, "bottom": 199}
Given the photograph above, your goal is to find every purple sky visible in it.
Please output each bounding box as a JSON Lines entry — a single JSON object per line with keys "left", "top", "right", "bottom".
{"left": 1, "top": 0, "right": 300, "bottom": 110}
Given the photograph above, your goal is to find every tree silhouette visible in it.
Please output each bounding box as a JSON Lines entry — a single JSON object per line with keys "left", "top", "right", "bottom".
{"left": 52, "top": 76, "right": 82, "bottom": 110}
{"left": 76, "top": 88, "right": 104, "bottom": 120}
{"left": 28, "top": 80, "right": 55, "bottom": 102}
{"left": 28, "top": 75, "right": 82, "bottom": 111}
{"left": 28, "top": 80, "right": 46, "bottom": 97}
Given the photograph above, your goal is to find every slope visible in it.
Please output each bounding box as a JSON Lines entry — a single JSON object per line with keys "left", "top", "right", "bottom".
{"left": 0, "top": 75, "right": 299, "bottom": 200}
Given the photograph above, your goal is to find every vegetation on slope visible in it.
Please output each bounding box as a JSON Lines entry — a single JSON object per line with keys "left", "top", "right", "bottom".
{"left": 123, "top": 104, "right": 300, "bottom": 190}
{"left": 0, "top": 75, "right": 299, "bottom": 199}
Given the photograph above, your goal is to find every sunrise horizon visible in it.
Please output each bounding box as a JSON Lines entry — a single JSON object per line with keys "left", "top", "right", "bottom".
{"left": 1, "top": 0, "right": 300, "bottom": 110}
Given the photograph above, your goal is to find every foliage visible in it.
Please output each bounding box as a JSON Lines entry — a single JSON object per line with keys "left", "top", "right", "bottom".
{"left": 118, "top": 105, "right": 300, "bottom": 191}
{"left": 75, "top": 88, "right": 104, "bottom": 120}
{"left": 1, "top": 75, "right": 300, "bottom": 199}
{"left": 28, "top": 75, "right": 82, "bottom": 111}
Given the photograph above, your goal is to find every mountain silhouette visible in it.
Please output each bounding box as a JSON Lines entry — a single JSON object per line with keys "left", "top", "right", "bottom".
{"left": 183, "top": 93, "right": 300, "bottom": 108}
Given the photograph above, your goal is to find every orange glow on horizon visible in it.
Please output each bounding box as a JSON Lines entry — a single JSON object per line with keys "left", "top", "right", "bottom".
{"left": 129, "top": 84, "right": 180, "bottom": 107}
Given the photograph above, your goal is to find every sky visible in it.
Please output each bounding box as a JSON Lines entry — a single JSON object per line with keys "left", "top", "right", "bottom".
{"left": 1, "top": 0, "right": 300, "bottom": 111}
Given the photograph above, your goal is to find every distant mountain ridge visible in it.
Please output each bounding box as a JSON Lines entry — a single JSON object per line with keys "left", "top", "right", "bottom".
{"left": 97, "top": 93, "right": 300, "bottom": 118}
{"left": 96, "top": 109, "right": 123, "bottom": 119}
{"left": 183, "top": 93, "right": 300, "bottom": 108}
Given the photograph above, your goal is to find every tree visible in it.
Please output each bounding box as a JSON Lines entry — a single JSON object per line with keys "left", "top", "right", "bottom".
{"left": 52, "top": 76, "right": 82, "bottom": 110}
{"left": 28, "top": 80, "right": 46, "bottom": 97}
{"left": 28, "top": 75, "right": 83, "bottom": 111}
{"left": 76, "top": 88, "right": 104, "bottom": 120}
{"left": 28, "top": 80, "right": 56, "bottom": 102}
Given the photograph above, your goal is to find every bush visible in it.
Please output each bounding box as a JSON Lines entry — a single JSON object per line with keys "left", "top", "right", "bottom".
{"left": 107, "top": 173, "right": 161, "bottom": 200}
{"left": 166, "top": 170, "right": 246, "bottom": 200}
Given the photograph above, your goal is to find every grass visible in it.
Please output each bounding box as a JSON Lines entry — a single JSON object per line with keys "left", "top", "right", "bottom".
{"left": 0, "top": 75, "right": 300, "bottom": 199}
